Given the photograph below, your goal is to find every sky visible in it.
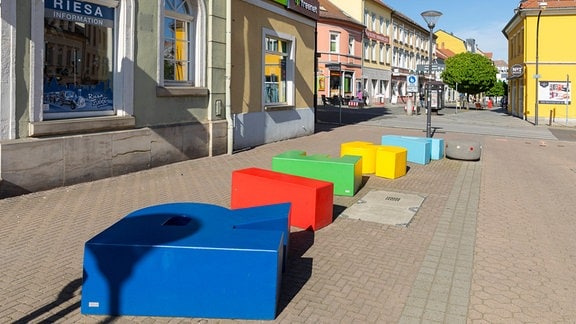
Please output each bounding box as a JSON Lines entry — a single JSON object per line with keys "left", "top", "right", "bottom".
{"left": 382, "top": 0, "right": 520, "bottom": 61}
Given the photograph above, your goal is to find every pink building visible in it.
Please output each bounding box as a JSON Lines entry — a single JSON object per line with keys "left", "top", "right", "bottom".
{"left": 317, "top": 0, "right": 364, "bottom": 105}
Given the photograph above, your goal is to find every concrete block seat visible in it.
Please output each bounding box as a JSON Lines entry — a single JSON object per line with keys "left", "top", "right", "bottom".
{"left": 375, "top": 146, "right": 408, "bottom": 179}
{"left": 231, "top": 167, "right": 334, "bottom": 231}
{"left": 381, "top": 135, "right": 435, "bottom": 165}
{"left": 427, "top": 138, "right": 445, "bottom": 160}
{"left": 445, "top": 140, "right": 482, "bottom": 161}
{"left": 340, "top": 141, "right": 378, "bottom": 174}
{"left": 82, "top": 202, "right": 290, "bottom": 320}
{"left": 272, "top": 150, "right": 362, "bottom": 197}
{"left": 340, "top": 141, "right": 407, "bottom": 179}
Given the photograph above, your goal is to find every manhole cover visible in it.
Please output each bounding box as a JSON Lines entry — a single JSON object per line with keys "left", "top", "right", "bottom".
{"left": 341, "top": 190, "right": 426, "bottom": 226}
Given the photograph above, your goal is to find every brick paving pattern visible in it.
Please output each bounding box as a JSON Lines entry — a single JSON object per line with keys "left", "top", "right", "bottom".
{"left": 2, "top": 109, "right": 576, "bottom": 323}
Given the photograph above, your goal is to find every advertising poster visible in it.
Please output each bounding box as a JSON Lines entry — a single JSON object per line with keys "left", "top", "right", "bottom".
{"left": 538, "top": 81, "right": 571, "bottom": 104}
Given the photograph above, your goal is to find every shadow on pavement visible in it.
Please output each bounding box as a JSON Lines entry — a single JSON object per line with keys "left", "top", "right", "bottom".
{"left": 12, "top": 278, "right": 82, "bottom": 324}
{"left": 277, "top": 230, "right": 314, "bottom": 314}
{"left": 315, "top": 104, "right": 395, "bottom": 126}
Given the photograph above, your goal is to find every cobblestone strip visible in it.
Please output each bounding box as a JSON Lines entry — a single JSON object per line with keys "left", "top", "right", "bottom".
{"left": 399, "top": 160, "right": 481, "bottom": 323}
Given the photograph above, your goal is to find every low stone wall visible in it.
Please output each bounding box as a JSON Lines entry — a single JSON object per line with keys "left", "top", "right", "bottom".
{"left": 0, "top": 120, "right": 228, "bottom": 198}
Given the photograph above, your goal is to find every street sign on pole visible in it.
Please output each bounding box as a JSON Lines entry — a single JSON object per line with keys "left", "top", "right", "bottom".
{"left": 407, "top": 74, "right": 418, "bottom": 93}
{"left": 416, "top": 64, "right": 445, "bottom": 73}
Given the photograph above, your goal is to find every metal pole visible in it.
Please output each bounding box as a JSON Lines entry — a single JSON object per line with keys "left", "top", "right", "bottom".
{"left": 339, "top": 68, "right": 342, "bottom": 125}
{"left": 426, "top": 26, "right": 433, "bottom": 137}
{"left": 566, "top": 74, "right": 570, "bottom": 126}
{"left": 534, "top": 9, "right": 543, "bottom": 126}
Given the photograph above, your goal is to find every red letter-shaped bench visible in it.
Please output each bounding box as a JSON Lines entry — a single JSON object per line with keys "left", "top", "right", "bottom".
{"left": 231, "top": 167, "right": 334, "bottom": 231}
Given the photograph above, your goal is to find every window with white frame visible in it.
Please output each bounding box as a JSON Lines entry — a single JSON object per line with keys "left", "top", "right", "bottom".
{"left": 364, "top": 40, "right": 370, "bottom": 61}
{"left": 380, "top": 17, "right": 384, "bottom": 34}
{"left": 371, "top": 13, "right": 377, "bottom": 31}
{"left": 348, "top": 36, "right": 354, "bottom": 55}
{"left": 330, "top": 32, "right": 340, "bottom": 53}
{"left": 371, "top": 42, "right": 377, "bottom": 62}
{"left": 162, "top": 0, "right": 204, "bottom": 86}
{"left": 379, "top": 44, "right": 385, "bottom": 63}
{"left": 263, "top": 30, "right": 294, "bottom": 107}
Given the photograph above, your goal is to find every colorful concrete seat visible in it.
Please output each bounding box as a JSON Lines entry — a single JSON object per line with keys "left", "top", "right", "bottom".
{"left": 81, "top": 202, "right": 290, "bottom": 320}
{"left": 445, "top": 140, "right": 481, "bottom": 160}
{"left": 272, "top": 150, "right": 362, "bottom": 197}
{"left": 231, "top": 167, "right": 334, "bottom": 231}
{"left": 375, "top": 146, "right": 407, "bottom": 179}
{"left": 428, "top": 138, "right": 445, "bottom": 160}
{"left": 340, "top": 141, "right": 378, "bottom": 174}
{"left": 381, "top": 135, "right": 432, "bottom": 165}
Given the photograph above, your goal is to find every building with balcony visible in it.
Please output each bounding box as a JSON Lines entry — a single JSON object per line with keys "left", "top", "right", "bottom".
{"left": 503, "top": 0, "right": 576, "bottom": 125}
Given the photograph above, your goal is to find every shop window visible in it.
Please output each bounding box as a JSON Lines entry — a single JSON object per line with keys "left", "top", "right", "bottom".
{"left": 162, "top": 0, "right": 204, "bottom": 87}
{"left": 263, "top": 29, "right": 294, "bottom": 109}
{"left": 43, "top": 0, "right": 117, "bottom": 120}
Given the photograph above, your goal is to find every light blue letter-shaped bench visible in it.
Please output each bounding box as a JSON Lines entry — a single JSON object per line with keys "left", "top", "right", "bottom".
{"left": 381, "top": 135, "right": 433, "bottom": 165}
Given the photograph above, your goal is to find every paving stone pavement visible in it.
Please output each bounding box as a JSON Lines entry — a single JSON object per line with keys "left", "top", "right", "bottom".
{"left": 1, "top": 111, "right": 576, "bottom": 323}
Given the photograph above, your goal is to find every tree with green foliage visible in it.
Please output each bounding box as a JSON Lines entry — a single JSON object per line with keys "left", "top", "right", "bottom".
{"left": 441, "top": 52, "right": 498, "bottom": 96}
{"left": 486, "top": 80, "right": 507, "bottom": 97}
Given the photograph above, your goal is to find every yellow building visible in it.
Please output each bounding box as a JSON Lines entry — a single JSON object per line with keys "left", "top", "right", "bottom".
{"left": 435, "top": 30, "right": 467, "bottom": 55}
{"left": 503, "top": 1, "right": 576, "bottom": 125}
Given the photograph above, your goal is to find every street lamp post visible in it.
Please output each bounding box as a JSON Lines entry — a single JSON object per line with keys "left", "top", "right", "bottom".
{"left": 534, "top": 2, "right": 547, "bottom": 126}
{"left": 421, "top": 10, "right": 442, "bottom": 138}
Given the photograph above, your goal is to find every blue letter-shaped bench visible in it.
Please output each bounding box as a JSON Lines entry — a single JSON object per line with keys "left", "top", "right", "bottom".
{"left": 81, "top": 202, "right": 290, "bottom": 320}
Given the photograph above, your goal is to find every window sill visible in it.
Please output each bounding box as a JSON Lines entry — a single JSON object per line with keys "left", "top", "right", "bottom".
{"left": 29, "top": 116, "right": 135, "bottom": 137}
{"left": 156, "top": 86, "right": 210, "bottom": 97}
{"left": 264, "top": 105, "right": 294, "bottom": 111}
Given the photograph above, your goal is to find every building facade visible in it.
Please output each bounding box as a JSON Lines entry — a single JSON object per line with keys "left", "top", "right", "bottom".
{"left": 435, "top": 30, "right": 467, "bottom": 55}
{"left": 316, "top": 0, "right": 364, "bottom": 105}
{"left": 230, "top": 0, "right": 318, "bottom": 151}
{"left": 503, "top": 1, "right": 576, "bottom": 124}
{"left": 328, "top": 0, "right": 393, "bottom": 105}
{"left": 390, "top": 11, "right": 431, "bottom": 104}
{"left": 0, "top": 0, "right": 318, "bottom": 197}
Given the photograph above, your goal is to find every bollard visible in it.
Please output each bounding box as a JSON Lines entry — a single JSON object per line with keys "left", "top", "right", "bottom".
{"left": 406, "top": 98, "right": 413, "bottom": 116}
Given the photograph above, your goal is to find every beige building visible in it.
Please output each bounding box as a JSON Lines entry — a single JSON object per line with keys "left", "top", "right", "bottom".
{"left": 390, "top": 11, "right": 432, "bottom": 104}
{"left": 230, "top": 0, "right": 318, "bottom": 150}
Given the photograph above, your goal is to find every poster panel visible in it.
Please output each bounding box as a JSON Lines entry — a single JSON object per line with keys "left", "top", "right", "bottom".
{"left": 538, "top": 81, "right": 571, "bottom": 104}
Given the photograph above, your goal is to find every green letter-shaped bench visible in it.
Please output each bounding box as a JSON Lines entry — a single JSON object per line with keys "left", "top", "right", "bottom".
{"left": 272, "top": 150, "right": 362, "bottom": 197}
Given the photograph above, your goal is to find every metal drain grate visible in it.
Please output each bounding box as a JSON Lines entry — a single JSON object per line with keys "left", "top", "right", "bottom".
{"left": 342, "top": 190, "right": 426, "bottom": 226}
